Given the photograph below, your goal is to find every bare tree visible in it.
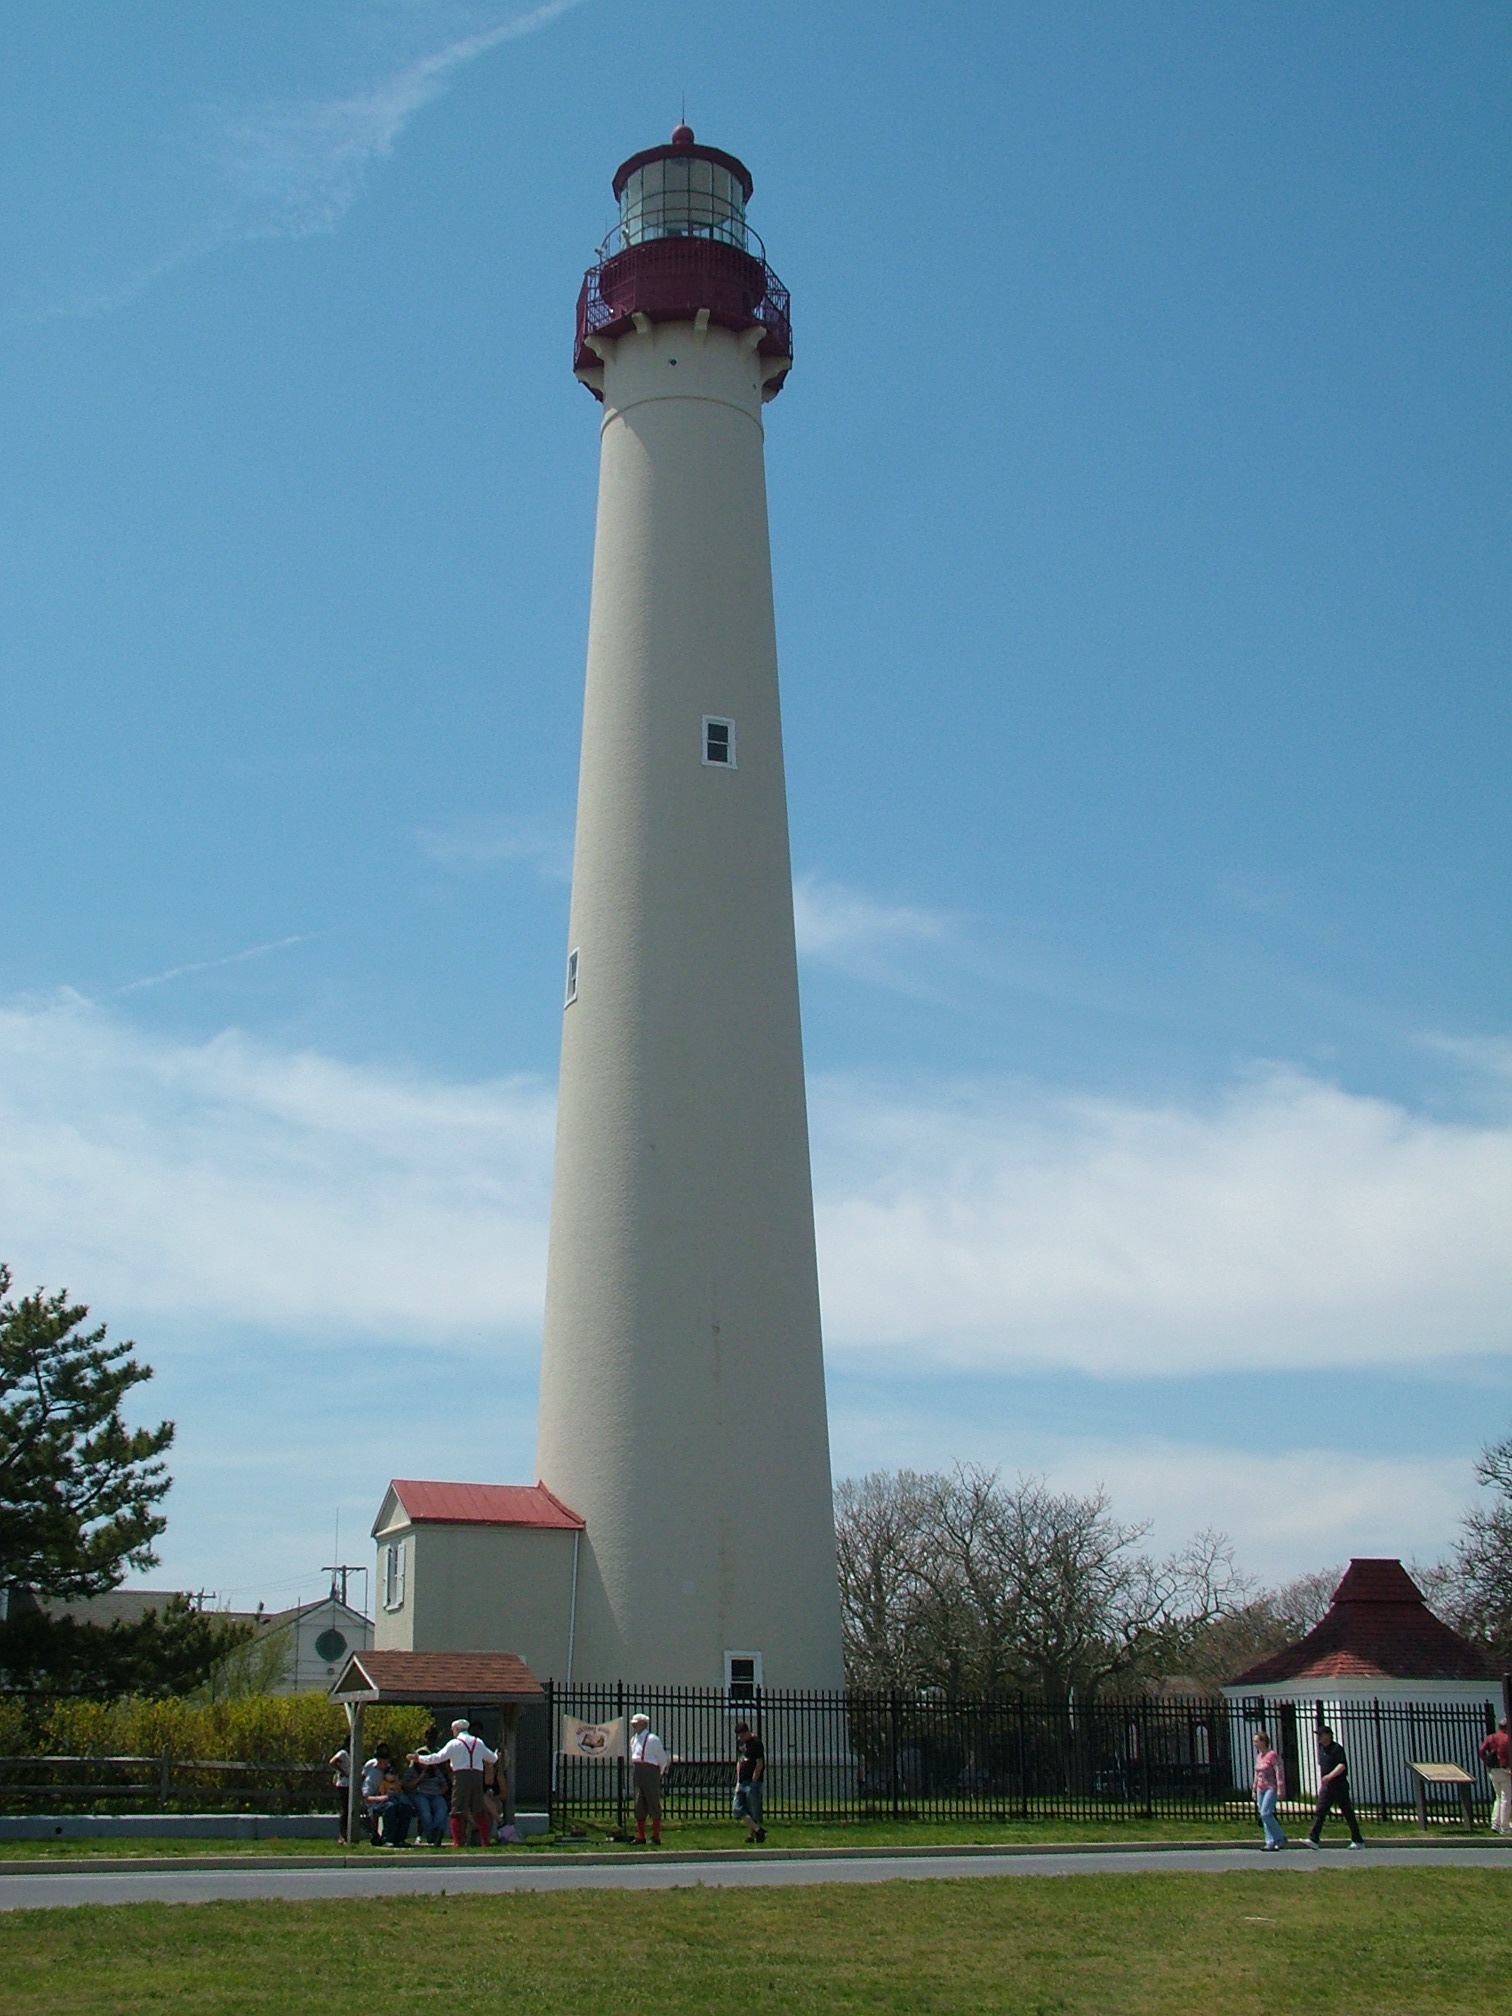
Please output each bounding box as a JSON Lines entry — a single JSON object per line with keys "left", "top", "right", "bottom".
{"left": 1423, "top": 1430, "right": 1512, "bottom": 1664}
{"left": 835, "top": 1466, "right": 1247, "bottom": 1702}
{"left": 1176, "top": 1565, "right": 1338, "bottom": 1688}
{"left": 833, "top": 1470, "right": 939, "bottom": 1690}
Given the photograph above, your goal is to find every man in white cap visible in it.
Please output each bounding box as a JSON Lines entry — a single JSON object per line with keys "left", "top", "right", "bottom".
{"left": 629, "top": 1713, "right": 667, "bottom": 1846}
{"left": 412, "top": 1718, "right": 498, "bottom": 1848}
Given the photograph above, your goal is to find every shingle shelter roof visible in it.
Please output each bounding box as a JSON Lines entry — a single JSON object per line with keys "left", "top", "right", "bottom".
{"left": 386, "top": 1480, "right": 584, "bottom": 1529}
{"left": 330, "top": 1649, "right": 545, "bottom": 1704}
{"left": 1229, "top": 1557, "right": 1498, "bottom": 1686}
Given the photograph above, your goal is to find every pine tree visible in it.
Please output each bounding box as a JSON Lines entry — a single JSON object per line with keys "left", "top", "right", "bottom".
{"left": 0, "top": 1265, "right": 174, "bottom": 1599}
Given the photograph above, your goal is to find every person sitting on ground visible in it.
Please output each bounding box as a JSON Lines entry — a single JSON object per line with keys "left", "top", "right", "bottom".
{"left": 733, "top": 1720, "right": 765, "bottom": 1844}
{"left": 412, "top": 1718, "right": 499, "bottom": 1847}
{"left": 361, "top": 1743, "right": 415, "bottom": 1848}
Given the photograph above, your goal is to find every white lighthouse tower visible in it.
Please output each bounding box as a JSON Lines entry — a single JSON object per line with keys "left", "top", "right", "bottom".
{"left": 535, "top": 126, "right": 844, "bottom": 1689}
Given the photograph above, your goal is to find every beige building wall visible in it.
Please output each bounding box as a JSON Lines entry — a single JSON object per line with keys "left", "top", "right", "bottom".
{"left": 373, "top": 1515, "right": 578, "bottom": 1680}
{"left": 535, "top": 316, "right": 844, "bottom": 1688}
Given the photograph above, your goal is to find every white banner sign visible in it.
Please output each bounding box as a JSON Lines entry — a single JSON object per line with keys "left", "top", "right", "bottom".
{"left": 561, "top": 1714, "right": 626, "bottom": 1761}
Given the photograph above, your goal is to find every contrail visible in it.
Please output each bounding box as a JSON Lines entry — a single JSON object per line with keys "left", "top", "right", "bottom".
{"left": 115, "top": 934, "right": 313, "bottom": 996}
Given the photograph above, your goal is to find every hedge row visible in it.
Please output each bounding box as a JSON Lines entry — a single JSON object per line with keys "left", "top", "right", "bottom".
{"left": 0, "top": 1693, "right": 430, "bottom": 1765}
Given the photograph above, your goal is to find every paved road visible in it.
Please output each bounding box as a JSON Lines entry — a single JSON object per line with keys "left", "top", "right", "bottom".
{"left": 4, "top": 1842, "right": 1509, "bottom": 1911}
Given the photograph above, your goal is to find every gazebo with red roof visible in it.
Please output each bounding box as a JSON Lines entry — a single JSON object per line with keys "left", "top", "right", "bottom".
{"left": 1226, "top": 1559, "right": 1499, "bottom": 1700}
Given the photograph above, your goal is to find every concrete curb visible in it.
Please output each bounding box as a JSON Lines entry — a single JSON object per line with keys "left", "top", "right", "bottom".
{"left": 5, "top": 1834, "right": 1506, "bottom": 1878}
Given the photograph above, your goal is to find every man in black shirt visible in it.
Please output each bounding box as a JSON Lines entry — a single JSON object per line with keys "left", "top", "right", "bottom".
{"left": 1307, "top": 1725, "right": 1364, "bottom": 1847}
{"left": 733, "top": 1720, "right": 766, "bottom": 1843}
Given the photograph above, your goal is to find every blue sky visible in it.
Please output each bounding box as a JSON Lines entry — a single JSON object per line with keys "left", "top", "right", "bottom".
{"left": 2, "top": 1, "right": 1507, "bottom": 1614}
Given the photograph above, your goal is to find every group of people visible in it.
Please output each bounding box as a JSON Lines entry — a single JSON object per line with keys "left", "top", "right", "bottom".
{"left": 628, "top": 1712, "right": 766, "bottom": 1846}
{"left": 330, "top": 1718, "right": 511, "bottom": 1849}
{"left": 1252, "top": 1717, "right": 1512, "bottom": 1849}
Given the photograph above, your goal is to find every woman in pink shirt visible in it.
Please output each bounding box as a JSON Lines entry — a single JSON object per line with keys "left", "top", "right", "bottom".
{"left": 1252, "top": 1730, "right": 1287, "bottom": 1850}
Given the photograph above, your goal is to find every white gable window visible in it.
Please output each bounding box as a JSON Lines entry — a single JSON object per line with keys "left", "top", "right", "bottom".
{"left": 724, "top": 1649, "right": 763, "bottom": 1700}
{"left": 565, "top": 948, "right": 580, "bottom": 1007}
{"left": 702, "top": 716, "right": 736, "bottom": 767}
{"left": 382, "top": 1541, "right": 406, "bottom": 1612}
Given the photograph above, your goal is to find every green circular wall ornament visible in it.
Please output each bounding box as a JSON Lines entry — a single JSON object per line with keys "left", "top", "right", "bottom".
{"left": 315, "top": 1628, "right": 348, "bottom": 1663}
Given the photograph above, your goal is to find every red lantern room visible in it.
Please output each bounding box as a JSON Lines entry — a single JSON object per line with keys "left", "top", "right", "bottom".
{"left": 574, "top": 126, "right": 792, "bottom": 400}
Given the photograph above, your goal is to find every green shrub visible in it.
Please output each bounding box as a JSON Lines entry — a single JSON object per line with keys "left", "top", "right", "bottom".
{"left": 10, "top": 1694, "right": 428, "bottom": 1766}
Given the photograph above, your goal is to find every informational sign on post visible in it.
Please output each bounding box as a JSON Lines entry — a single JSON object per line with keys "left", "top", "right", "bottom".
{"left": 561, "top": 1714, "right": 626, "bottom": 1760}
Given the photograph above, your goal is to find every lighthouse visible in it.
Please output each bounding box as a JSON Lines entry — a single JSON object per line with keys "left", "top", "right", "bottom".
{"left": 534, "top": 127, "right": 845, "bottom": 1688}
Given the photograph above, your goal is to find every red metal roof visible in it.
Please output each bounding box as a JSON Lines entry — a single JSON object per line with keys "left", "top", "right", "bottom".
{"left": 387, "top": 1480, "right": 584, "bottom": 1530}
{"left": 1229, "top": 1557, "right": 1498, "bottom": 1686}
{"left": 331, "top": 1649, "right": 545, "bottom": 1704}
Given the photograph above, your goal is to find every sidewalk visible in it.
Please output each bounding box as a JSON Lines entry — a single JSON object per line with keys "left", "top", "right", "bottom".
{"left": 3, "top": 1831, "right": 1508, "bottom": 1909}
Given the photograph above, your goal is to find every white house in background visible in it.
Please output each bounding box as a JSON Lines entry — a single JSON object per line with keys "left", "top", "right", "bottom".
{"left": 1222, "top": 1558, "right": 1501, "bottom": 1805}
{"left": 255, "top": 1593, "right": 374, "bottom": 1693}
{"left": 39, "top": 1588, "right": 372, "bottom": 1694}
{"left": 371, "top": 1480, "right": 584, "bottom": 1681}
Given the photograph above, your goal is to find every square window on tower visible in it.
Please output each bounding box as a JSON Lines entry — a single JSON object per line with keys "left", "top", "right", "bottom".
{"left": 724, "top": 1650, "right": 763, "bottom": 1699}
{"left": 564, "top": 948, "right": 579, "bottom": 1006}
{"left": 703, "top": 716, "right": 736, "bottom": 767}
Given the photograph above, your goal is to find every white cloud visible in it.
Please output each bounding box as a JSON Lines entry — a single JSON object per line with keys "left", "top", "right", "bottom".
{"left": 792, "top": 875, "right": 959, "bottom": 992}
{"left": 4, "top": 1000, "right": 1505, "bottom": 1584}
{"left": 827, "top": 1396, "right": 1471, "bottom": 1581}
{"left": 418, "top": 816, "right": 572, "bottom": 881}
{"left": 25, "top": 3, "right": 587, "bottom": 318}
{"left": 3, "top": 1000, "right": 1509, "bottom": 1391}
{"left": 211, "top": 2, "right": 586, "bottom": 244}
{"left": 0, "top": 995, "right": 553, "bottom": 1339}
{"left": 1423, "top": 1031, "right": 1512, "bottom": 1091}
{"left": 812, "top": 1066, "right": 1512, "bottom": 1376}
{"left": 1054, "top": 1440, "right": 1470, "bottom": 1582}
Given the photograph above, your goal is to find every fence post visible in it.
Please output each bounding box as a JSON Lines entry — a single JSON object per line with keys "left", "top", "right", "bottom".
{"left": 158, "top": 1748, "right": 171, "bottom": 1807}
{"left": 1138, "top": 1701, "right": 1152, "bottom": 1819}
{"left": 1018, "top": 1694, "right": 1029, "bottom": 1821}
{"left": 1371, "top": 1698, "right": 1388, "bottom": 1826}
{"left": 545, "top": 1678, "right": 555, "bottom": 1835}
{"left": 616, "top": 1678, "right": 625, "bottom": 1836}
{"left": 889, "top": 1690, "right": 901, "bottom": 1821}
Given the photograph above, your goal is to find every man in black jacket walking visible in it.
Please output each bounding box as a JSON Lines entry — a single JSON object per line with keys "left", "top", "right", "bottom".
{"left": 1307, "top": 1726, "right": 1364, "bottom": 1847}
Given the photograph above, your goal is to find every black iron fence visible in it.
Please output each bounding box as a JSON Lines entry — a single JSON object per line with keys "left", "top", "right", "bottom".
{"left": 542, "top": 1682, "right": 1502, "bottom": 1831}
{"left": 4, "top": 1688, "right": 1499, "bottom": 1828}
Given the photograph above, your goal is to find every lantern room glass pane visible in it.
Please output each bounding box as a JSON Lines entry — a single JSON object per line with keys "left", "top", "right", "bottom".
{"left": 620, "top": 154, "right": 747, "bottom": 247}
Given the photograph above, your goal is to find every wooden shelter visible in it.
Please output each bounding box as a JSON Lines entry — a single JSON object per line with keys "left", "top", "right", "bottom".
{"left": 329, "top": 1649, "right": 545, "bottom": 1844}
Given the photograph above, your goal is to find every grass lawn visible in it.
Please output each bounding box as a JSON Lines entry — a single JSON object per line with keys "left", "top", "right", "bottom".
{"left": 0, "top": 1867, "right": 1506, "bottom": 2013}
{"left": 0, "top": 1809, "right": 1489, "bottom": 1859}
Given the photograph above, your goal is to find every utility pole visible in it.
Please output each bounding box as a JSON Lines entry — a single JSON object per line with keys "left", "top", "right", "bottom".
{"left": 323, "top": 1564, "right": 368, "bottom": 1614}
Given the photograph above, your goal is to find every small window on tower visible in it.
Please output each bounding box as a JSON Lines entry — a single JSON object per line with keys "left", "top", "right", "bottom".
{"left": 725, "top": 1649, "right": 763, "bottom": 1699}
{"left": 564, "top": 949, "right": 579, "bottom": 1007}
{"left": 703, "top": 717, "right": 736, "bottom": 767}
